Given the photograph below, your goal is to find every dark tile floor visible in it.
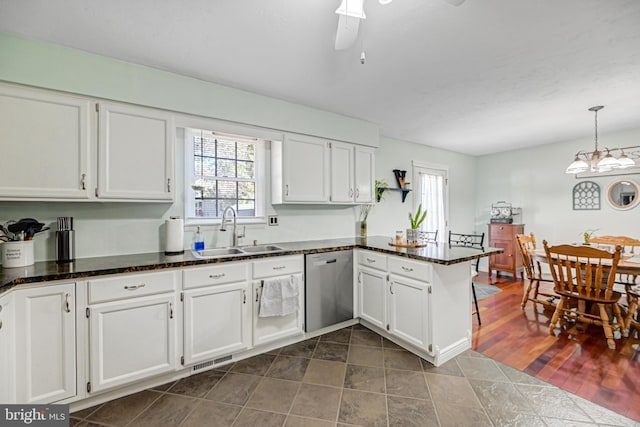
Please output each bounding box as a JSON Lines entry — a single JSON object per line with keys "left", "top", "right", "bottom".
{"left": 71, "top": 325, "right": 638, "bottom": 426}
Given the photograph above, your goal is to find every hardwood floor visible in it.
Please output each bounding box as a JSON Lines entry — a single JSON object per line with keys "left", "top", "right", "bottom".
{"left": 472, "top": 272, "right": 640, "bottom": 422}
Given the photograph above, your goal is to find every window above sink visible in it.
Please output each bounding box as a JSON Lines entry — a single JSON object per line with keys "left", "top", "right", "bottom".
{"left": 182, "top": 122, "right": 275, "bottom": 226}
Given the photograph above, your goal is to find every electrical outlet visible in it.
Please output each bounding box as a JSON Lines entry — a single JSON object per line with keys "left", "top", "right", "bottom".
{"left": 268, "top": 215, "right": 279, "bottom": 226}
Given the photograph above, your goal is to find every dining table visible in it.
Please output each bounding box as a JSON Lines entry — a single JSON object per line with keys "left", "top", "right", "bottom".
{"left": 530, "top": 247, "right": 640, "bottom": 277}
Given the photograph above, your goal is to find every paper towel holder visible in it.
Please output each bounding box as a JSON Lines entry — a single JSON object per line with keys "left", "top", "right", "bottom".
{"left": 165, "top": 216, "right": 185, "bottom": 255}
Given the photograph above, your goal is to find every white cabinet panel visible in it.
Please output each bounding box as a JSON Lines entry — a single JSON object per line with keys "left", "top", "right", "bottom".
{"left": 358, "top": 266, "right": 387, "bottom": 329}
{"left": 355, "top": 146, "right": 375, "bottom": 204}
{"left": 183, "top": 282, "right": 251, "bottom": 365}
{"left": 0, "top": 293, "right": 15, "bottom": 403}
{"left": 98, "top": 101, "right": 174, "bottom": 201}
{"left": 330, "top": 141, "right": 355, "bottom": 203}
{"left": 14, "top": 283, "right": 76, "bottom": 404}
{"left": 252, "top": 275, "right": 304, "bottom": 347}
{"left": 0, "top": 84, "right": 91, "bottom": 199}
{"left": 253, "top": 255, "right": 304, "bottom": 279}
{"left": 273, "top": 134, "right": 330, "bottom": 203}
{"left": 88, "top": 293, "right": 177, "bottom": 393}
{"left": 388, "top": 275, "right": 430, "bottom": 348}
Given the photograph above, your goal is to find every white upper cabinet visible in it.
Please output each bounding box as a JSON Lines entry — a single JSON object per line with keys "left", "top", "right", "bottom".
{"left": 330, "top": 141, "right": 355, "bottom": 203}
{"left": 0, "top": 84, "right": 91, "bottom": 200}
{"left": 0, "top": 83, "right": 175, "bottom": 202}
{"left": 97, "top": 101, "right": 175, "bottom": 201}
{"left": 272, "top": 134, "right": 330, "bottom": 203}
{"left": 354, "top": 146, "right": 375, "bottom": 203}
{"left": 273, "top": 133, "right": 375, "bottom": 205}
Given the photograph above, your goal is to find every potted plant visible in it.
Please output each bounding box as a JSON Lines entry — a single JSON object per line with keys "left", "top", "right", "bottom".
{"left": 375, "top": 179, "right": 388, "bottom": 202}
{"left": 407, "top": 204, "right": 427, "bottom": 243}
{"left": 582, "top": 229, "right": 598, "bottom": 245}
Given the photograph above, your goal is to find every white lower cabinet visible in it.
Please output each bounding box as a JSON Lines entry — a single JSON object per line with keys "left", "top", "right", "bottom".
{"left": 182, "top": 263, "right": 252, "bottom": 366}
{"left": 252, "top": 256, "right": 304, "bottom": 346}
{"left": 358, "top": 251, "right": 433, "bottom": 353}
{"left": 358, "top": 266, "right": 387, "bottom": 329}
{"left": 182, "top": 282, "right": 252, "bottom": 365}
{"left": 0, "top": 293, "right": 14, "bottom": 403}
{"left": 388, "top": 275, "right": 430, "bottom": 348}
{"left": 86, "top": 271, "right": 178, "bottom": 393}
{"left": 14, "top": 283, "right": 76, "bottom": 404}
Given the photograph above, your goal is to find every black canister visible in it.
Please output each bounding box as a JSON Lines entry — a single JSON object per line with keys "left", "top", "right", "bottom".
{"left": 56, "top": 217, "right": 75, "bottom": 263}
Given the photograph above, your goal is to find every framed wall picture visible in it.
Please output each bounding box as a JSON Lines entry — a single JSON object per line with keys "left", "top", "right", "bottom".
{"left": 573, "top": 181, "right": 600, "bottom": 210}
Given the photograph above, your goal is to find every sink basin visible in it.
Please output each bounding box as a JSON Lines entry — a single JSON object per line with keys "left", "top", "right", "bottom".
{"left": 240, "top": 245, "right": 284, "bottom": 253}
{"left": 192, "top": 247, "right": 245, "bottom": 258}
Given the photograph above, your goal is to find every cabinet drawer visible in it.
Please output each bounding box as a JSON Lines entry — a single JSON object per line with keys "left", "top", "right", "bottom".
{"left": 88, "top": 270, "right": 177, "bottom": 304}
{"left": 389, "top": 257, "right": 432, "bottom": 283}
{"left": 253, "top": 255, "right": 303, "bottom": 279}
{"left": 490, "top": 225, "right": 515, "bottom": 240}
{"left": 183, "top": 262, "right": 249, "bottom": 290}
{"left": 358, "top": 250, "right": 387, "bottom": 271}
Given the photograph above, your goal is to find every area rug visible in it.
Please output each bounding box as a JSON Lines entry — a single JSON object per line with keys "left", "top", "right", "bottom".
{"left": 472, "top": 281, "right": 502, "bottom": 301}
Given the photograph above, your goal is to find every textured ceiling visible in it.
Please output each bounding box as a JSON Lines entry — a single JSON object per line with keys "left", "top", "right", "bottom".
{"left": 1, "top": 0, "right": 639, "bottom": 155}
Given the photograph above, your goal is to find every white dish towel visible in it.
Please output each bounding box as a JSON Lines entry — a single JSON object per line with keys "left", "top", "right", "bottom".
{"left": 259, "top": 275, "right": 300, "bottom": 317}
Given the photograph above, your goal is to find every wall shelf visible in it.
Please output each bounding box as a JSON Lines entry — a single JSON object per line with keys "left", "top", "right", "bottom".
{"left": 376, "top": 187, "right": 412, "bottom": 203}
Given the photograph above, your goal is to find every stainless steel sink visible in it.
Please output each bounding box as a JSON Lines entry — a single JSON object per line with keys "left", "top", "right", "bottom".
{"left": 192, "top": 247, "right": 245, "bottom": 258}
{"left": 240, "top": 245, "right": 284, "bottom": 253}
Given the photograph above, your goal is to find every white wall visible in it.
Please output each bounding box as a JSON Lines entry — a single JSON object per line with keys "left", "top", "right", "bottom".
{"left": 0, "top": 33, "right": 478, "bottom": 261}
{"left": 369, "top": 137, "right": 477, "bottom": 238}
{"left": 475, "top": 127, "right": 640, "bottom": 249}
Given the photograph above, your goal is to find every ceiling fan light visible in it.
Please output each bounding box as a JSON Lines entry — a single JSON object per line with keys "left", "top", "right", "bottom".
{"left": 566, "top": 156, "right": 589, "bottom": 174}
{"left": 335, "top": 0, "right": 366, "bottom": 19}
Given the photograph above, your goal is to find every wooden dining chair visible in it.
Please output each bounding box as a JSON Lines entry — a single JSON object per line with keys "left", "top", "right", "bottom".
{"left": 516, "top": 232, "right": 556, "bottom": 310}
{"left": 543, "top": 241, "right": 624, "bottom": 350}
{"left": 589, "top": 235, "right": 640, "bottom": 331}
{"left": 449, "top": 231, "right": 485, "bottom": 325}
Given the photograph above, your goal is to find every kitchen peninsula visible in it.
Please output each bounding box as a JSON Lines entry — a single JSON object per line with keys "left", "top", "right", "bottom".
{"left": 0, "top": 236, "right": 500, "bottom": 409}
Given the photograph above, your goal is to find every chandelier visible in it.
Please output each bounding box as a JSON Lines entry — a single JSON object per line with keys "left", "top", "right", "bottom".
{"left": 565, "top": 106, "right": 639, "bottom": 174}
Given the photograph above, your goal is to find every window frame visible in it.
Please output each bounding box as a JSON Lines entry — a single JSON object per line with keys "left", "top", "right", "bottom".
{"left": 412, "top": 161, "right": 449, "bottom": 240}
{"left": 183, "top": 124, "right": 268, "bottom": 226}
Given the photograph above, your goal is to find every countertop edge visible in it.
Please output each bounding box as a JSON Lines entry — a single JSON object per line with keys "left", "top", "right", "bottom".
{"left": 0, "top": 238, "right": 502, "bottom": 293}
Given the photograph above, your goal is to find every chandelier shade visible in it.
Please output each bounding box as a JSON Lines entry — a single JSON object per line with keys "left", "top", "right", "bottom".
{"left": 565, "top": 106, "right": 640, "bottom": 174}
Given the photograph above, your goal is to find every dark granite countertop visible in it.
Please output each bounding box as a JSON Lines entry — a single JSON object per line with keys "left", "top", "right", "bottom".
{"left": 0, "top": 236, "right": 502, "bottom": 293}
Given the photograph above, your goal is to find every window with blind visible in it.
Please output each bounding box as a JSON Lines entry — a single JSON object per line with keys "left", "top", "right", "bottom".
{"left": 185, "top": 128, "right": 265, "bottom": 224}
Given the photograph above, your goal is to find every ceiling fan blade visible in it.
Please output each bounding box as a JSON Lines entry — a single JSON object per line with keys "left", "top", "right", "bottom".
{"left": 441, "top": 0, "right": 466, "bottom": 6}
{"left": 335, "top": 14, "right": 361, "bottom": 50}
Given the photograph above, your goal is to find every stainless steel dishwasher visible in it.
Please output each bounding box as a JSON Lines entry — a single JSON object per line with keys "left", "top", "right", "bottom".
{"left": 305, "top": 250, "right": 354, "bottom": 332}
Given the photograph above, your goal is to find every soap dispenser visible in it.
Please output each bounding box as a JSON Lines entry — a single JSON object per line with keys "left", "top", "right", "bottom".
{"left": 193, "top": 226, "right": 204, "bottom": 252}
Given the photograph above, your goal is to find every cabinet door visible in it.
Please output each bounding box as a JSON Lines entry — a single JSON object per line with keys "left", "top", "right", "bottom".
{"left": 355, "top": 147, "right": 375, "bottom": 204}
{"left": 88, "top": 293, "right": 177, "bottom": 393}
{"left": 183, "top": 282, "right": 251, "bottom": 365}
{"left": 358, "top": 267, "right": 387, "bottom": 329}
{"left": 0, "top": 84, "right": 91, "bottom": 199}
{"left": 330, "top": 142, "right": 354, "bottom": 203}
{"left": 0, "top": 294, "right": 14, "bottom": 403}
{"left": 490, "top": 240, "right": 513, "bottom": 270}
{"left": 282, "top": 134, "right": 329, "bottom": 202}
{"left": 388, "top": 275, "right": 430, "bottom": 349}
{"left": 14, "top": 283, "right": 76, "bottom": 404}
{"left": 253, "top": 275, "right": 304, "bottom": 347}
{"left": 97, "top": 101, "right": 174, "bottom": 201}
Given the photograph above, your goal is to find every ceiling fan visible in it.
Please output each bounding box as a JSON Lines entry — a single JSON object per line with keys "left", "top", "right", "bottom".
{"left": 334, "top": 0, "right": 466, "bottom": 51}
